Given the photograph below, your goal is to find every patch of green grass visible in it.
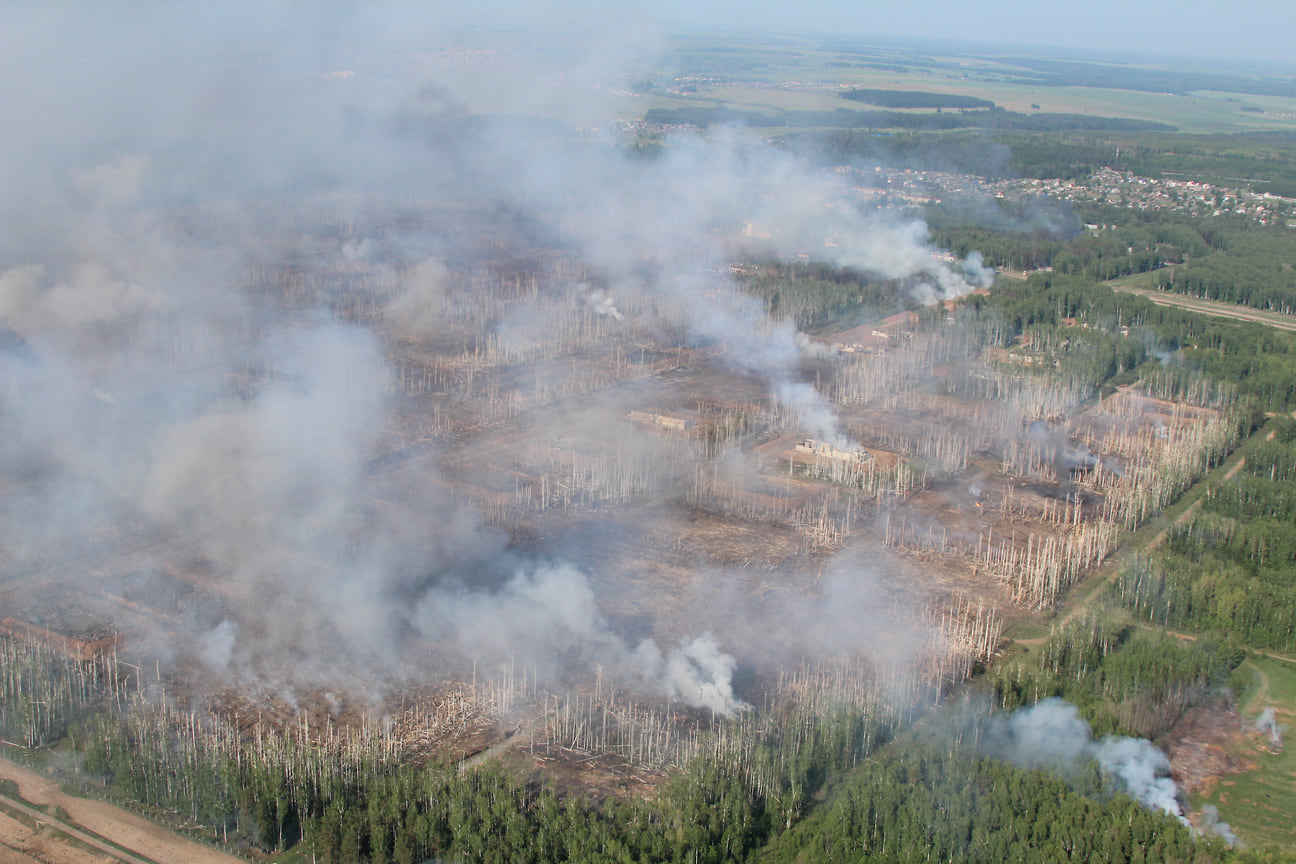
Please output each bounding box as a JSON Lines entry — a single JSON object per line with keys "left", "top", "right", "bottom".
{"left": 1001, "top": 618, "right": 1053, "bottom": 642}
{"left": 1193, "top": 655, "right": 1296, "bottom": 849}
{"left": 269, "top": 843, "right": 319, "bottom": 863}
{"left": 1105, "top": 269, "right": 1169, "bottom": 291}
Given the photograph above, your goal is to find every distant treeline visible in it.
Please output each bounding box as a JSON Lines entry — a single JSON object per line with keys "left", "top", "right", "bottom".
{"left": 778, "top": 129, "right": 1296, "bottom": 196}
{"left": 979, "top": 273, "right": 1296, "bottom": 412}
{"left": 930, "top": 202, "right": 1296, "bottom": 316}
{"left": 841, "top": 88, "right": 995, "bottom": 109}
{"left": 643, "top": 106, "right": 1173, "bottom": 133}
{"left": 1005, "top": 56, "right": 1296, "bottom": 99}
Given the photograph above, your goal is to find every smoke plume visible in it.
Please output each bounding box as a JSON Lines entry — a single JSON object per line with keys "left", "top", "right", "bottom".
{"left": 0, "top": 2, "right": 988, "bottom": 717}
{"left": 1254, "top": 706, "right": 1283, "bottom": 747}
{"left": 982, "top": 699, "right": 1186, "bottom": 823}
{"left": 1196, "top": 804, "right": 1239, "bottom": 846}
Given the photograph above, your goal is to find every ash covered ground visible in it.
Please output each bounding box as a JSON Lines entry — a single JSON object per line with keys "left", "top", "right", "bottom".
{"left": 0, "top": 7, "right": 1233, "bottom": 771}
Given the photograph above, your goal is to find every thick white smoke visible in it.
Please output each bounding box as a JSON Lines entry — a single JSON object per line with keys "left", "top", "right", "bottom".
{"left": 1091, "top": 736, "right": 1185, "bottom": 822}
{"left": 647, "top": 633, "right": 747, "bottom": 716}
{"left": 541, "top": 130, "right": 989, "bottom": 443}
{"left": 983, "top": 699, "right": 1186, "bottom": 824}
{"left": 0, "top": 2, "right": 985, "bottom": 713}
{"left": 411, "top": 565, "right": 744, "bottom": 714}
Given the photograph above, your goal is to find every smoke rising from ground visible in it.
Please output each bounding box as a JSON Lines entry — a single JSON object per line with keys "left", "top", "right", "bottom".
{"left": 0, "top": 3, "right": 991, "bottom": 714}
{"left": 1197, "top": 804, "right": 1239, "bottom": 846}
{"left": 982, "top": 699, "right": 1187, "bottom": 824}
{"left": 1254, "top": 706, "right": 1283, "bottom": 747}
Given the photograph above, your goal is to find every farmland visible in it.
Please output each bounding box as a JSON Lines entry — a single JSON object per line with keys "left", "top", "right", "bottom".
{"left": 628, "top": 39, "right": 1296, "bottom": 135}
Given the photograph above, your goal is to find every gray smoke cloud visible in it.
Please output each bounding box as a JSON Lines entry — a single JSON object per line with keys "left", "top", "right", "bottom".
{"left": 413, "top": 563, "right": 745, "bottom": 714}
{"left": 1197, "top": 804, "right": 1239, "bottom": 847}
{"left": 1254, "top": 706, "right": 1283, "bottom": 747}
{"left": 983, "top": 699, "right": 1186, "bottom": 823}
{"left": 0, "top": 2, "right": 986, "bottom": 715}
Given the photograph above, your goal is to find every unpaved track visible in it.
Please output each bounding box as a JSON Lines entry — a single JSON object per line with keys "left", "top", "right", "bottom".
{"left": 1109, "top": 283, "right": 1296, "bottom": 333}
{"left": 0, "top": 757, "right": 239, "bottom": 864}
{"left": 0, "top": 806, "right": 98, "bottom": 864}
{"left": 1014, "top": 430, "right": 1260, "bottom": 648}
{"left": 0, "top": 791, "right": 142, "bottom": 863}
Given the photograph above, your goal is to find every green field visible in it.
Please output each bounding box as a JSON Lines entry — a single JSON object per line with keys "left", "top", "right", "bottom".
{"left": 635, "top": 38, "right": 1296, "bottom": 134}
{"left": 1105, "top": 270, "right": 1168, "bottom": 291}
{"left": 1195, "top": 655, "right": 1296, "bottom": 849}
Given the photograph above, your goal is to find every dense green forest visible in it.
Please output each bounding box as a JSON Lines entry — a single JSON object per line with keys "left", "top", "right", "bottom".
{"left": 1118, "top": 417, "right": 1296, "bottom": 652}
{"left": 731, "top": 261, "right": 918, "bottom": 329}
{"left": 759, "top": 740, "right": 1209, "bottom": 864}
{"left": 989, "top": 614, "right": 1245, "bottom": 738}
{"left": 986, "top": 275, "right": 1296, "bottom": 412}
{"left": 841, "top": 89, "right": 996, "bottom": 109}
{"left": 2, "top": 630, "right": 1278, "bottom": 864}
{"left": 643, "top": 106, "right": 1174, "bottom": 133}
{"left": 929, "top": 202, "right": 1296, "bottom": 315}
{"left": 778, "top": 129, "right": 1296, "bottom": 195}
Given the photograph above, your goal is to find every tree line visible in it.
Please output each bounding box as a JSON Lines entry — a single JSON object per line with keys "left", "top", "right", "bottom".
{"left": 643, "top": 106, "right": 1173, "bottom": 133}
{"left": 1117, "top": 417, "right": 1296, "bottom": 652}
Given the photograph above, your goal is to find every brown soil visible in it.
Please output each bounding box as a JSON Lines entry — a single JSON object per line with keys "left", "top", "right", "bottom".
{"left": 0, "top": 807, "right": 113, "bottom": 863}
{"left": 505, "top": 742, "right": 667, "bottom": 804}
{"left": 0, "top": 757, "right": 239, "bottom": 864}
{"left": 1164, "top": 701, "right": 1254, "bottom": 797}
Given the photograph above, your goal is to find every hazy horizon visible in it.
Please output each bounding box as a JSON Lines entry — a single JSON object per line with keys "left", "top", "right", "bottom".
{"left": 358, "top": 0, "right": 1296, "bottom": 72}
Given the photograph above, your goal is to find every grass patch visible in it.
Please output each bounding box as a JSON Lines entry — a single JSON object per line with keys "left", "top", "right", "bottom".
{"left": 1193, "top": 655, "right": 1296, "bottom": 849}
{"left": 269, "top": 843, "right": 319, "bottom": 863}
{"left": 1105, "top": 269, "right": 1169, "bottom": 291}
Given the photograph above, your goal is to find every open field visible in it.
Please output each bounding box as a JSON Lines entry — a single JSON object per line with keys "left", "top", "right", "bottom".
{"left": 629, "top": 38, "right": 1296, "bottom": 134}
{"left": 1191, "top": 656, "right": 1296, "bottom": 848}
{"left": 649, "top": 80, "right": 1296, "bottom": 135}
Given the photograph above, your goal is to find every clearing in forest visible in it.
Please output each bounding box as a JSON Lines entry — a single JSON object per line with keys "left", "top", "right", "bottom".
{"left": 1189, "top": 656, "right": 1296, "bottom": 848}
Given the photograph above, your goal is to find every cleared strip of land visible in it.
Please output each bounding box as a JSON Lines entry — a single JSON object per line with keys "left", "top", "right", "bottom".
{"left": 0, "top": 757, "right": 239, "bottom": 864}
{"left": 1108, "top": 281, "right": 1296, "bottom": 332}
{"left": 0, "top": 789, "right": 152, "bottom": 864}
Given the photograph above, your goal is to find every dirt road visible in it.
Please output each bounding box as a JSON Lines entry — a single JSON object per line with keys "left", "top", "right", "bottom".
{"left": 1013, "top": 428, "right": 1261, "bottom": 648}
{"left": 0, "top": 757, "right": 240, "bottom": 864}
{"left": 1108, "top": 283, "right": 1296, "bottom": 333}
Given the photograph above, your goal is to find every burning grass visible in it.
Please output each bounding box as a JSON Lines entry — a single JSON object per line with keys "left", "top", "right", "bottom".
{"left": 1188, "top": 656, "right": 1296, "bottom": 849}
